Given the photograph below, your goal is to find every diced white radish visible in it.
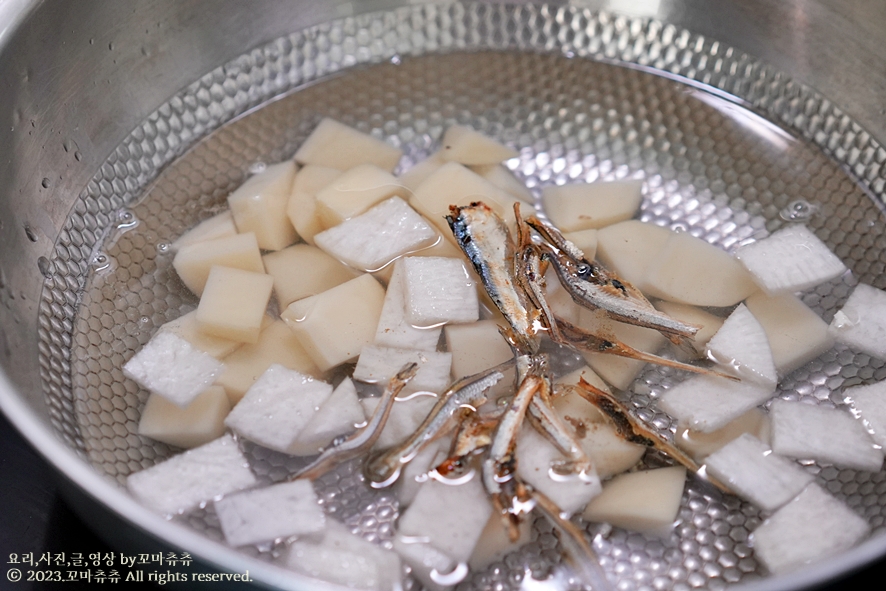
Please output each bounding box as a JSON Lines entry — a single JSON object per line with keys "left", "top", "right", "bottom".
{"left": 138, "top": 386, "right": 230, "bottom": 449}
{"left": 375, "top": 259, "right": 442, "bottom": 351}
{"left": 196, "top": 266, "right": 274, "bottom": 344}
{"left": 582, "top": 317, "right": 666, "bottom": 391}
{"left": 751, "top": 484, "right": 870, "bottom": 575}
{"left": 224, "top": 364, "right": 333, "bottom": 455}
{"left": 443, "top": 320, "right": 515, "bottom": 398}
{"left": 393, "top": 536, "right": 460, "bottom": 591}
{"left": 573, "top": 421, "right": 646, "bottom": 478}
{"left": 282, "top": 274, "right": 386, "bottom": 372}
{"left": 158, "top": 310, "right": 242, "bottom": 359}
{"left": 123, "top": 331, "right": 223, "bottom": 408}
{"left": 468, "top": 512, "right": 532, "bottom": 571}
{"left": 291, "top": 378, "right": 366, "bottom": 455}
{"left": 314, "top": 196, "right": 437, "bottom": 272}
{"left": 397, "top": 440, "right": 447, "bottom": 507}
{"left": 353, "top": 345, "right": 452, "bottom": 395}
{"left": 294, "top": 118, "right": 403, "bottom": 172}
{"left": 287, "top": 164, "right": 342, "bottom": 245}
{"left": 171, "top": 210, "right": 237, "bottom": 251}
{"left": 542, "top": 180, "right": 643, "bottom": 232}
{"left": 554, "top": 365, "right": 612, "bottom": 395}
{"left": 582, "top": 466, "right": 686, "bottom": 535}
{"left": 398, "top": 151, "right": 447, "bottom": 192}
{"left": 544, "top": 267, "right": 583, "bottom": 325}
{"left": 769, "top": 399, "right": 883, "bottom": 471}
{"left": 215, "top": 318, "right": 320, "bottom": 404}
{"left": 674, "top": 408, "right": 771, "bottom": 462}
{"left": 470, "top": 163, "right": 533, "bottom": 204}
{"left": 550, "top": 384, "right": 606, "bottom": 426}
{"left": 829, "top": 283, "right": 886, "bottom": 359}
{"left": 844, "top": 380, "right": 886, "bottom": 448}
{"left": 643, "top": 231, "right": 758, "bottom": 307}
{"left": 228, "top": 161, "right": 298, "bottom": 251}
{"left": 653, "top": 301, "right": 724, "bottom": 356}
{"left": 704, "top": 433, "right": 813, "bottom": 512}
{"left": 315, "top": 164, "right": 408, "bottom": 228}
{"left": 361, "top": 394, "right": 439, "bottom": 450}
{"left": 595, "top": 220, "right": 673, "bottom": 289}
{"left": 215, "top": 480, "right": 325, "bottom": 547}
{"left": 745, "top": 291, "right": 834, "bottom": 375}
{"left": 172, "top": 232, "right": 265, "bottom": 297}
{"left": 127, "top": 434, "right": 257, "bottom": 515}
{"left": 562, "top": 228, "right": 598, "bottom": 261}
{"left": 658, "top": 375, "right": 774, "bottom": 433}
{"left": 262, "top": 244, "right": 358, "bottom": 308}
{"left": 440, "top": 125, "right": 518, "bottom": 165}
{"left": 706, "top": 304, "right": 777, "bottom": 387}
{"left": 736, "top": 225, "right": 847, "bottom": 295}
{"left": 402, "top": 257, "right": 479, "bottom": 327}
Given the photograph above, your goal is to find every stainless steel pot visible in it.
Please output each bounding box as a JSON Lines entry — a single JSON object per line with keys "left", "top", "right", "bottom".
{"left": 1, "top": 2, "right": 885, "bottom": 590}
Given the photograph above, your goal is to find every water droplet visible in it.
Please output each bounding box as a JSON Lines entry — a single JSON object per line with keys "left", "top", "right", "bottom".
{"left": 108, "top": 42, "right": 114, "bottom": 51}
{"left": 139, "top": 316, "right": 150, "bottom": 325}
{"left": 116, "top": 209, "right": 138, "bottom": 230}
{"left": 89, "top": 38, "right": 94, "bottom": 45}
{"left": 37, "top": 256, "right": 52, "bottom": 278}
{"left": 156, "top": 242, "right": 171, "bottom": 254}
{"left": 74, "top": 151, "right": 83, "bottom": 162}
{"left": 248, "top": 161, "right": 267, "bottom": 175}
{"left": 780, "top": 199, "right": 818, "bottom": 222}
{"left": 390, "top": 54, "right": 402, "bottom": 65}
{"left": 41, "top": 177, "right": 51, "bottom": 189}
{"left": 24, "top": 225, "right": 37, "bottom": 242}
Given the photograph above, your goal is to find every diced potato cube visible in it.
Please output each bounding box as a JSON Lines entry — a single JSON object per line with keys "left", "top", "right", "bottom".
{"left": 315, "top": 164, "right": 408, "bottom": 228}
{"left": 654, "top": 300, "right": 724, "bottom": 356}
{"left": 470, "top": 163, "right": 534, "bottom": 203}
{"left": 282, "top": 274, "right": 386, "bottom": 372}
{"left": 595, "top": 220, "right": 673, "bottom": 291}
{"left": 844, "top": 380, "right": 886, "bottom": 448}
{"left": 353, "top": 346, "right": 452, "bottom": 395}
{"left": 706, "top": 304, "right": 777, "bottom": 387}
{"left": 440, "top": 125, "right": 518, "bottom": 165}
{"left": 287, "top": 164, "right": 342, "bottom": 245}
{"left": 659, "top": 374, "right": 774, "bottom": 434}
{"left": 542, "top": 180, "right": 643, "bottom": 232}
{"left": 582, "top": 317, "right": 666, "bottom": 390}
{"left": 196, "top": 266, "right": 273, "bottom": 344}
{"left": 292, "top": 378, "right": 366, "bottom": 455}
{"left": 294, "top": 118, "right": 403, "bottom": 172}
{"left": 582, "top": 467, "right": 686, "bottom": 535}
{"left": 228, "top": 160, "right": 298, "bottom": 251}
{"left": 375, "top": 259, "right": 442, "bottom": 351}
{"left": 171, "top": 210, "right": 237, "bottom": 251}
{"left": 398, "top": 151, "right": 446, "bottom": 192}
{"left": 562, "top": 228, "right": 598, "bottom": 261}
{"left": 138, "top": 386, "right": 230, "bottom": 449}
{"left": 158, "top": 309, "right": 242, "bottom": 359}
{"left": 172, "top": 232, "right": 264, "bottom": 297}
{"left": 402, "top": 257, "right": 479, "bottom": 327}
{"left": 829, "top": 283, "right": 886, "bottom": 360}
{"left": 674, "top": 408, "right": 770, "bottom": 461}
{"left": 262, "top": 244, "right": 358, "bottom": 308}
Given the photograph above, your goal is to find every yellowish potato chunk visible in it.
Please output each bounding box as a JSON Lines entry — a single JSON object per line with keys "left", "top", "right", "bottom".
{"left": 315, "top": 164, "right": 408, "bottom": 228}
{"left": 542, "top": 180, "right": 643, "bottom": 232}
{"left": 262, "top": 244, "right": 358, "bottom": 308}
{"left": 583, "top": 466, "right": 687, "bottom": 534}
{"left": 171, "top": 210, "right": 237, "bottom": 251}
{"left": 138, "top": 386, "right": 231, "bottom": 449}
{"left": 595, "top": 220, "right": 673, "bottom": 289}
{"left": 654, "top": 300, "right": 725, "bottom": 356}
{"left": 582, "top": 313, "right": 666, "bottom": 391}
{"left": 563, "top": 228, "right": 598, "bottom": 261}
{"left": 196, "top": 266, "right": 274, "bottom": 344}
{"left": 397, "top": 151, "right": 446, "bottom": 192}
{"left": 287, "top": 164, "right": 342, "bottom": 245}
{"left": 443, "top": 320, "right": 515, "bottom": 397}
{"left": 440, "top": 124, "right": 519, "bottom": 165}
{"left": 294, "top": 118, "right": 402, "bottom": 172}
{"left": 470, "top": 163, "right": 534, "bottom": 203}
{"left": 228, "top": 161, "right": 298, "bottom": 251}
{"left": 172, "top": 232, "right": 264, "bottom": 297}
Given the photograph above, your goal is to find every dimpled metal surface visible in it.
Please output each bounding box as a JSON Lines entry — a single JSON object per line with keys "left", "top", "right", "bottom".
{"left": 35, "top": 3, "right": 886, "bottom": 590}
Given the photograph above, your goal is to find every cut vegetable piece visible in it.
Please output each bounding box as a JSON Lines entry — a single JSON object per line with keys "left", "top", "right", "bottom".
{"left": 470, "top": 163, "right": 534, "bottom": 203}
{"left": 653, "top": 301, "right": 724, "bottom": 356}
{"left": 158, "top": 309, "right": 242, "bottom": 359}
{"left": 555, "top": 365, "right": 611, "bottom": 395}
{"left": 172, "top": 232, "right": 264, "bottom": 297}
{"left": 659, "top": 374, "right": 774, "bottom": 433}
{"left": 444, "top": 320, "right": 515, "bottom": 398}
{"left": 287, "top": 164, "right": 342, "bottom": 245}
{"left": 735, "top": 225, "right": 847, "bottom": 294}
{"left": 195, "top": 266, "right": 274, "bottom": 344}
{"left": 282, "top": 274, "right": 386, "bottom": 372}
{"left": 127, "top": 434, "right": 257, "bottom": 515}
{"left": 706, "top": 304, "right": 777, "bottom": 387}
{"left": 575, "top": 421, "right": 646, "bottom": 478}
{"left": 595, "top": 220, "right": 673, "bottom": 289}
{"left": 704, "top": 433, "right": 813, "bottom": 512}
{"left": 361, "top": 394, "right": 439, "bottom": 450}
{"left": 215, "top": 479, "right": 324, "bottom": 547}
{"left": 393, "top": 536, "right": 461, "bottom": 591}
{"left": 138, "top": 386, "right": 231, "bottom": 449}
{"left": 751, "top": 484, "right": 869, "bottom": 574}
{"left": 402, "top": 256, "right": 479, "bottom": 327}
{"left": 224, "top": 364, "right": 333, "bottom": 455}
{"left": 353, "top": 345, "right": 452, "bottom": 395}
{"left": 643, "top": 231, "right": 758, "bottom": 306}
{"left": 675, "top": 408, "right": 771, "bottom": 462}
{"left": 398, "top": 151, "right": 446, "bottom": 192}
{"left": 829, "top": 283, "right": 886, "bottom": 359}
{"left": 468, "top": 511, "right": 532, "bottom": 571}
{"left": 293, "top": 118, "right": 403, "bottom": 172}
{"left": 228, "top": 160, "right": 298, "bottom": 251}
{"left": 171, "top": 210, "right": 237, "bottom": 251}
{"left": 440, "top": 125, "right": 518, "bottom": 165}
{"left": 292, "top": 378, "right": 366, "bottom": 455}
{"left": 542, "top": 180, "right": 643, "bottom": 232}
{"left": 562, "top": 228, "right": 598, "bottom": 261}
{"left": 844, "top": 380, "right": 886, "bottom": 447}
{"left": 769, "top": 399, "right": 883, "bottom": 471}
{"left": 745, "top": 291, "right": 834, "bottom": 374}
{"left": 582, "top": 466, "right": 686, "bottom": 535}
{"left": 123, "top": 331, "right": 223, "bottom": 408}
{"left": 375, "top": 259, "right": 442, "bottom": 351}
{"left": 550, "top": 383, "right": 606, "bottom": 426}
{"left": 315, "top": 164, "right": 408, "bottom": 228}
{"left": 582, "top": 318, "right": 667, "bottom": 391}
{"left": 397, "top": 440, "right": 446, "bottom": 507}
{"left": 262, "top": 244, "right": 358, "bottom": 308}
{"left": 314, "top": 196, "right": 437, "bottom": 272}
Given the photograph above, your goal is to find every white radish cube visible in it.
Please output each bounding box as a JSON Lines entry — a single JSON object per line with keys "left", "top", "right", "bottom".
{"left": 397, "top": 440, "right": 447, "bottom": 507}
{"left": 468, "top": 512, "right": 532, "bottom": 571}
{"left": 562, "top": 228, "right": 598, "bottom": 261}
{"left": 555, "top": 365, "right": 612, "bottom": 394}
{"left": 769, "top": 399, "right": 883, "bottom": 471}
{"left": 752, "top": 484, "right": 870, "bottom": 574}
{"left": 551, "top": 384, "right": 606, "bottom": 426}
{"left": 829, "top": 283, "right": 886, "bottom": 359}
{"left": 675, "top": 408, "right": 771, "bottom": 462}
{"left": 705, "top": 433, "right": 813, "bottom": 512}
{"left": 361, "top": 394, "right": 439, "bottom": 450}
{"left": 224, "top": 365, "right": 333, "bottom": 454}
{"left": 402, "top": 257, "right": 479, "bottom": 327}
{"left": 138, "top": 386, "right": 230, "bottom": 449}
{"left": 314, "top": 196, "right": 437, "bottom": 272}
{"left": 287, "top": 164, "right": 342, "bottom": 245}
{"left": 393, "top": 536, "right": 459, "bottom": 591}
{"left": 196, "top": 266, "right": 274, "bottom": 344}
{"left": 595, "top": 220, "right": 673, "bottom": 289}
{"left": 215, "top": 318, "right": 320, "bottom": 404}
{"left": 516, "top": 426, "right": 602, "bottom": 516}
{"left": 844, "top": 380, "right": 886, "bottom": 447}
{"left": 398, "top": 151, "right": 446, "bottom": 192}
{"left": 262, "top": 244, "right": 358, "bottom": 308}
{"left": 470, "top": 163, "right": 534, "bottom": 203}
{"left": 659, "top": 374, "right": 774, "bottom": 433}
{"left": 158, "top": 310, "right": 242, "bottom": 359}
{"left": 443, "top": 320, "right": 514, "bottom": 397}
{"left": 292, "top": 378, "right": 366, "bottom": 455}
{"left": 354, "top": 346, "right": 452, "bottom": 395}
{"left": 215, "top": 480, "right": 324, "bottom": 547}
{"left": 127, "top": 434, "right": 257, "bottom": 515}
{"left": 171, "top": 210, "right": 238, "bottom": 251}
{"left": 172, "top": 232, "right": 265, "bottom": 297}
{"left": 582, "top": 319, "right": 667, "bottom": 391}
{"left": 440, "top": 125, "right": 518, "bottom": 165}
{"left": 736, "top": 225, "right": 847, "bottom": 295}
{"left": 282, "top": 274, "right": 386, "bottom": 372}
{"left": 123, "top": 331, "right": 223, "bottom": 407}
{"left": 582, "top": 466, "right": 686, "bottom": 535}
{"left": 228, "top": 160, "right": 298, "bottom": 251}
{"left": 542, "top": 180, "right": 643, "bottom": 232}
{"left": 706, "top": 304, "right": 778, "bottom": 387}
{"left": 375, "top": 259, "right": 442, "bottom": 351}
{"left": 745, "top": 291, "right": 834, "bottom": 375}
{"left": 294, "top": 118, "right": 403, "bottom": 173}
{"left": 398, "top": 473, "right": 494, "bottom": 563}
{"left": 315, "top": 164, "right": 408, "bottom": 228}
{"left": 644, "top": 232, "right": 758, "bottom": 307}
{"left": 654, "top": 301, "right": 724, "bottom": 356}
{"left": 575, "top": 422, "right": 646, "bottom": 478}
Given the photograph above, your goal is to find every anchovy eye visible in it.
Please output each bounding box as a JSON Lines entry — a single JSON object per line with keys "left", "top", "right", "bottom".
{"left": 576, "top": 263, "right": 594, "bottom": 279}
